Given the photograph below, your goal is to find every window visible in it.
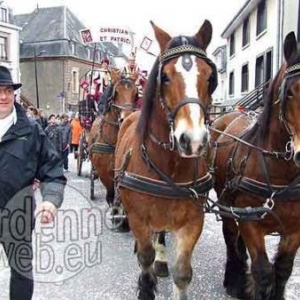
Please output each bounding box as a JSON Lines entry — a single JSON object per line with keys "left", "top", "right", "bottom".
{"left": 257, "top": 0, "right": 267, "bottom": 36}
{"left": 71, "top": 69, "right": 79, "bottom": 93}
{"left": 254, "top": 50, "right": 273, "bottom": 87}
{"left": 0, "top": 8, "right": 7, "bottom": 22}
{"left": 0, "top": 36, "right": 7, "bottom": 60}
{"left": 255, "top": 55, "right": 264, "bottom": 87}
{"left": 265, "top": 50, "right": 272, "bottom": 82}
{"left": 71, "top": 42, "right": 76, "bottom": 55}
{"left": 242, "top": 17, "right": 250, "bottom": 47}
{"left": 241, "top": 64, "right": 249, "bottom": 92}
{"left": 229, "top": 34, "right": 235, "bottom": 57}
{"left": 229, "top": 71, "right": 234, "bottom": 95}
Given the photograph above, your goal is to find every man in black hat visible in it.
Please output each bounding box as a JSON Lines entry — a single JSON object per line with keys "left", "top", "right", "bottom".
{"left": 0, "top": 66, "right": 66, "bottom": 299}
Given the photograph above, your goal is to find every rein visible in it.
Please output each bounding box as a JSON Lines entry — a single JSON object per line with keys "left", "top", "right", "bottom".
{"left": 209, "top": 126, "right": 293, "bottom": 160}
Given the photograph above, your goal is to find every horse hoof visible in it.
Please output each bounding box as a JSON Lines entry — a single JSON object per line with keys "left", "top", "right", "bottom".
{"left": 225, "top": 286, "right": 243, "bottom": 299}
{"left": 117, "top": 221, "right": 131, "bottom": 232}
{"left": 154, "top": 261, "right": 169, "bottom": 278}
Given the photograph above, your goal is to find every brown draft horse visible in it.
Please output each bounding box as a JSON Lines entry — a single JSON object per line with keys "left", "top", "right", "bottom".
{"left": 115, "top": 20, "right": 217, "bottom": 299}
{"left": 210, "top": 32, "right": 300, "bottom": 300}
{"left": 88, "top": 69, "right": 138, "bottom": 205}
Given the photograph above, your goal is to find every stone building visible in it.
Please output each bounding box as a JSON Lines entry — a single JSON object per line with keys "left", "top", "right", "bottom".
{"left": 13, "top": 6, "right": 119, "bottom": 115}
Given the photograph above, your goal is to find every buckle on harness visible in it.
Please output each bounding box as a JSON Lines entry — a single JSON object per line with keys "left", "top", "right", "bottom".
{"left": 261, "top": 192, "right": 275, "bottom": 219}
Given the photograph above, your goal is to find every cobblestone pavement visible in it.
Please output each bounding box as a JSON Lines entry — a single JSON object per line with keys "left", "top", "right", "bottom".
{"left": 0, "top": 154, "right": 299, "bottom": 299}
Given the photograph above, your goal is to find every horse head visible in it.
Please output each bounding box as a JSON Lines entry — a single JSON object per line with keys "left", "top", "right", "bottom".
{"left": 110, "top": 69, "right": 138, "bottom": 123}
{"left": 142, "top": 20, "right": 217, "bottom": 157}
{"left": 278, "top": 32, "right": 300, "bottom": 167}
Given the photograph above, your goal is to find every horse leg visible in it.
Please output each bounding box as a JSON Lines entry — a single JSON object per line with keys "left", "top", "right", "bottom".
{"left": 106, "top": 186, "right": 115, "bottom": 206}
{"left": 240, "top": 223, "right": 274, "bottom": 300}
{"left": 131, "top": 219, "right": 157, "bottom": 300}
{"left": 153, "top": 231, "right": 169, "bottom": 277}
{"left": 222, "top": 217, "right": 248, "bottom": 298}
{"left": 272, "top": 234, "right": 300, "bottom": 300}
{"left": 173, "top": 221, "right": 203, "bottom": 300}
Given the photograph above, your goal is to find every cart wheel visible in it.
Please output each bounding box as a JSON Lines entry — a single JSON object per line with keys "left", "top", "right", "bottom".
{"left": 105, "top": 205, "right": 130, "bottom": 232}
{"left": 77, "top": 136, "right": 83, "bottom": 176}
{"left": 90, "top": 165, "right": 95, "bottom": 200}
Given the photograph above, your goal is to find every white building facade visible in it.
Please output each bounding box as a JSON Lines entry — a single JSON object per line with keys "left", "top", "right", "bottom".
{"left": 213, "top": 0, "right": 299, "bottom": 109}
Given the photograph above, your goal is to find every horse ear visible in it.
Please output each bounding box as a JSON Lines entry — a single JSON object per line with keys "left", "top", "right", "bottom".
{"left": 284, "top": 31, "right": 297, "bottom": 62}
{"left": 150, "top": 20, "right": 172, "bottom": 52}
{"left": 195, "top": 19, "right": 213, "bottom": 50}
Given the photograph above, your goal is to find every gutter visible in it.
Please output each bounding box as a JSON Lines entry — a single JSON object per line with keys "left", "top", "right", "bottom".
{"left": 277, "top": 0, "right": 284, "bottom": 71}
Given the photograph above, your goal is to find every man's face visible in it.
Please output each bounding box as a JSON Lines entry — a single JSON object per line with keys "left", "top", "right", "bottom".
{"left": 62, "top": 116, "right": 69, "bottom": 123}
{"left": 49, "top": 116, "right": 56, "bottom": 125}
{"left": 128, "top": 59, "right": 135, "bottom": 68}
{"left": 0, "top": 86, "right": 14, "bottom": 119}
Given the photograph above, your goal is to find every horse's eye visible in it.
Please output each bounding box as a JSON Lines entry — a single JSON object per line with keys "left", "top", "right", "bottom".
{"left": 287, "top": 89, "right": 293, "bottom": 98}
{"left": 161, "top": 73, "right": 170, "bottom": 84}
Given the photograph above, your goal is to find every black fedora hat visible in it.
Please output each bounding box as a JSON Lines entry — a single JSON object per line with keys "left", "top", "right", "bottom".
{"left": 0, "top": 66, "right": 22, "bottom": 90}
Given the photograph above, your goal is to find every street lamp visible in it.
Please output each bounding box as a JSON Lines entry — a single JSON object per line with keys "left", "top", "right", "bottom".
{"left": 34, "top": 48, "right": 46, "bottom": 108}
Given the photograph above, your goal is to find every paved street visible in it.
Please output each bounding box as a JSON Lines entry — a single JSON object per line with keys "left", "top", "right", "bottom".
{"left": 0, "top": 155, "right": 299, "bottom": 300}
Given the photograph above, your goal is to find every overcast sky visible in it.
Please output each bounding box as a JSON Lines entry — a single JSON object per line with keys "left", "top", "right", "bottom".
{"left": 7, "top": 0, "right": 246, "bottom": 69}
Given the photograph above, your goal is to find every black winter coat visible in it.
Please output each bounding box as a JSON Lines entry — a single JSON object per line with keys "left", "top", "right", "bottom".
{"left": 0, "top": 103, "right": 66, "bottom": 209}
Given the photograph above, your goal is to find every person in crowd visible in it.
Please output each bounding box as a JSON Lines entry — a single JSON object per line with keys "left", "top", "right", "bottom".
{"left": 60, "top": 113, "right": 71, "bottom": 172}
{"left": 120, "top": 52, "right": 146, "bottom": 109}
{"left": 80, "top": 59, "right": 112, "bottom": 115}
{"left": 70, "top": 112, "right": 83, "bottom": 159}
{"left": 97, "top": 57, "right": 112, "bottom": 96}
{"left": 120, "top": 52, "right": 141, "bottom": 76}
{"left": 44, "top": 114, "right": 63, "bottom": 156}
{"left": 27, "top": 105, "right": 42, "bottom": 126}
{"left": 55, "top": 114, "right": 61, "bottom": 125}
{"left": 38, "top": 108, "right": 48, "bottom": 130}
{"left": 94, "top": 57, "right": 113, "bottom": 112}
{"left": 0, "top": 66, "right": 66, "bottom": 300}
{"left": 26, "top": 107, "right": 35, "bottom": 120}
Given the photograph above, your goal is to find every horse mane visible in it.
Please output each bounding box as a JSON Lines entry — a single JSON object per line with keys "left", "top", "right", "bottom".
{"left": 100, "top": 83, "right": 114, "bottom": 114}
{"left": 255, "top": 64, "right": 286, "bottom": 138}
{"left": 136, "top": 58, "right": 159, "bottom": 139}
{"left": 137, "top": 35, "right": 202, "bottom": 140}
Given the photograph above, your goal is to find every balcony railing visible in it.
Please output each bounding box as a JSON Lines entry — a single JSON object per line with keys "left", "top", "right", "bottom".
{"left": 235, "top": 80, "right": 270, "bottom": 110}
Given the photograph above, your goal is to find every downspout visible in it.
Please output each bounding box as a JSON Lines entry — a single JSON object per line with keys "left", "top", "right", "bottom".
{"left": 63, "top": 6, "right": 67, "bottom": 39}
{"left": 63, "top": 6, "right": 67, "bottom": 112}
{"left": 277, "top": 0, "right": 284, "bottom": 71}
{"left": 298, "top": 0, "right": 300, "bottom": 40}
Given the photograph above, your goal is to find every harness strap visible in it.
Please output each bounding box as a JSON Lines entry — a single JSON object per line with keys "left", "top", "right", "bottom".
{"left": 118, "top": 171, "right": 213, "bottom": 199}
{"left": 149, "top": 132, "right": 173, "bottom": 150}
{"left": 205, "top": 197, "right": 283, "bottom": 224}
{"left": 235, "top": 176, "right": 300, "bottom": 200}
{"left": 140, "top": 143, "right": 202, "bottom": 196}
{"left": 89, "top": 142, "right": 115, "bottom": 154}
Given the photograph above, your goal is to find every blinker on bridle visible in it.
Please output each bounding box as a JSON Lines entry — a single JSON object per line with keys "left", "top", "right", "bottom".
{"left": 279, "top": 63, "right": 300, "bottom": 136}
